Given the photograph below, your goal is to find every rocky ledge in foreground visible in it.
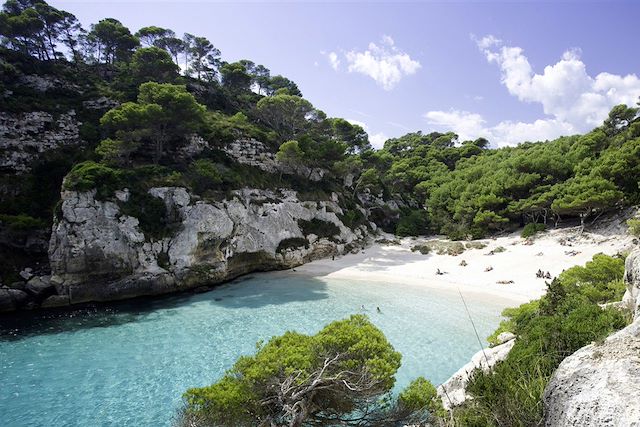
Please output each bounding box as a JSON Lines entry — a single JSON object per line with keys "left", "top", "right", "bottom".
{"left": 542, "top": 249, "right": 640, "bottom": 427}
{"left": 1, "top": 186, "right": 371, "bottom": 312}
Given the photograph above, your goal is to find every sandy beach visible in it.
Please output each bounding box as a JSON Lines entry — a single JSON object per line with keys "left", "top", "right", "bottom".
{"left": 296, "top": 224, "right": 635, "bottom": 306}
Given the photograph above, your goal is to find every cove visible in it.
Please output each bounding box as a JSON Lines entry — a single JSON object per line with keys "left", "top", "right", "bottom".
{"left": 0, "top": 273, "right": 506, "bottom": 427}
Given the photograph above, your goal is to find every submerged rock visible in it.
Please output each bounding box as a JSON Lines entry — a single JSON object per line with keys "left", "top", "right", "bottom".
{"left": 543, "top": 248, "right": 640, "bottom": 426}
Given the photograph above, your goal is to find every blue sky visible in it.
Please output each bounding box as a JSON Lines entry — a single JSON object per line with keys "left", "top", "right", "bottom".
{"left": 50, "top": 0, "right": 640, "bottom": 148}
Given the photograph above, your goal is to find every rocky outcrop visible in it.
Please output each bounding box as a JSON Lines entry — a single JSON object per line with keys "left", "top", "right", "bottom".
{"left": 0, "top": 110, "right": 82, "bottom": 172}
{"left": 542, "top": 248, "right": 640, "bottom": 427}
{"left": 223, "top": 138, "right": 326, "bottom": 181}
{"left": 223, "top": 138, "right": 279, "bottom": 173}
{"left": 45, "top": 187, "right": 370, "bottom": 307}
{"left": 623, "top": 249, "right": 640, "bottom": 316}
{"left": 437, "top": 335, "right": 516, "bottom": 410}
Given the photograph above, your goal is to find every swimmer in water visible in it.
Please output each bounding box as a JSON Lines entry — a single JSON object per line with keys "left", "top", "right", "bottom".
{"left": 376, "top": 306, "right": 381, "bottom": 313}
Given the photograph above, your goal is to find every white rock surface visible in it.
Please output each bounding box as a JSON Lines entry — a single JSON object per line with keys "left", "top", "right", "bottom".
{"left": 437, "top": 337, "right": 516, "bottom": 410}
{"left": 49, "top": 187, "right": 368, "bottom": 304}
{"left": 542, "top": 248, "right": 640, "bottom": 427}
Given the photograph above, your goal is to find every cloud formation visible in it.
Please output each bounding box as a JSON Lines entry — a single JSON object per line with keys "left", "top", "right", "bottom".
{"left": 426, "top": 35, "right": 640, "bottom": 147}
{"left": 327, "top": 51, "right": 340, "bottom": 71}
{"left": 341, "top": 36, "right": 421, "bottom": 90}
{"left": 424, "top": 109, "right": 576, "bottom": 148}
{"left": 346, "top": 118, "right": 388, "bottom": 149}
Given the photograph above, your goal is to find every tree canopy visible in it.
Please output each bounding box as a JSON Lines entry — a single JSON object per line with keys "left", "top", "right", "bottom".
{"left": 179, "top": 315, "right": 443, "bottom": 427}
{"left": 99, "top": 82, "right": 206, "bottom": 164}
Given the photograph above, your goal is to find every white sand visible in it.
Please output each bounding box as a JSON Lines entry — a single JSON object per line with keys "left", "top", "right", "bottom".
{"left": 297, "top": 226, "right": 634, "bottom": 306}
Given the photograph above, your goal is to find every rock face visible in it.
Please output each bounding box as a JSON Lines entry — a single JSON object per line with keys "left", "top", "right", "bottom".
{"left": 0, "top": 110, "right": 82, "bottom": 172}
{"left": 48, "top": 187, "right": 369, "bottom": 306}
{"left": 542, "top": 248, "right": 640, "bottom": 427}
{"left": 223, "top": 139, "right": 326, "bottom": 181}
{"left": 223, "top": 138, "right": 279, "bottom": 173}
{"left": 437, "top": 337, "right": 516, "bottom": 410}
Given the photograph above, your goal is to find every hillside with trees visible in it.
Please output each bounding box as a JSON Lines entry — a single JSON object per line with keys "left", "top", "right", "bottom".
{"left": 2, "top": 0, "right": 639, "bottom": 246}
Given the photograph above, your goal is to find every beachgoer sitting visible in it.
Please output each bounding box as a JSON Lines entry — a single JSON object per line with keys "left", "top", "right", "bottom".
{"left": 460, "top": 260, "right": 468, "bottom": 267}
{"left": 485, "top": 266, "right": 493, "bottom": 272}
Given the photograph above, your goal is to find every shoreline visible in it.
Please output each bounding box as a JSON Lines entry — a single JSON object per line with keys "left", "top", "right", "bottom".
{"left": 286, "top": 225, "right": 634, "bottom": 308}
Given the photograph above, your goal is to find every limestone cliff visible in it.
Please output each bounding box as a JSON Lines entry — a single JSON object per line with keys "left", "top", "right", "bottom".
{"left": 542, "top": 248, "right": 640, "bottom": 426}
{"left": 37, "top": 186, "right": 370, "bottom": 308}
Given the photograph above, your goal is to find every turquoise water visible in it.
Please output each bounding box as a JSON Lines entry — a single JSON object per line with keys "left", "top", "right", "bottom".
{"left": 0, "top": 273, "right": 505, "bottom": 427}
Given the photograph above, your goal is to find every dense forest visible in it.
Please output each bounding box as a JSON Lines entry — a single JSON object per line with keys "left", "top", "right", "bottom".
{"left": 2, "top": 0, "right": 640, "bottom": 244}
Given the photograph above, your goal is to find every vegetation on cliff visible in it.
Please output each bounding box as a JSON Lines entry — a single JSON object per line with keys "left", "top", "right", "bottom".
{"left": 2, "top": 0, "right": 640, "bottom": 243}
{"left": 452, "top": 254, "right": 629, "bottom": 426}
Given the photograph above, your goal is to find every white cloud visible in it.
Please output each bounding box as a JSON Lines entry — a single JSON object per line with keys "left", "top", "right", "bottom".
{"left": 344, "top": 36, "right": 421, "bottom": 90}
{"left": 424, "top": 110, "right": 487, "bottom": 143}
{"left": 424, "top": 109, "right": 577, "bottom": 148}
{"left": 476, "top": 35, "right": 640, "bottom": 132}
{"left": 369, "top": 132, "right": 389, "bottom": 149}
{"left": 346, "top": 118, "right": 388, "bottom": 149}
{"left": 424, "top": 36, "right": 640, "bottom": 147}
{"left": 327, "top": 51, "right": 340, "bottom": 71}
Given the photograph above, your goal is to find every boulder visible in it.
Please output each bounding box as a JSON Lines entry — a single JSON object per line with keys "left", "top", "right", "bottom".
{"left": 542, "top": 320, "right": 640, "bottom": 426}
{"left": 496, "top": 331, "right": 516, "bottom": 344}
{"left": 542, "top": 248, "right": 640, "bottom": 426}
{"left": 25, "top": 276, "right": 54, "bottom": 298}
{"left": 19, "top": 267, "right": 33, "bottom": 281}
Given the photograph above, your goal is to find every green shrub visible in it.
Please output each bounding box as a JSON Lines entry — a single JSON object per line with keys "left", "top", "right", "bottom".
{"left": 460, "top": 254, "right": 629, "bottom": 426}
{"left": 340, "top": 209, "right": 366, "bottom": 229}
{"left": 486, "top": 300, "right": 540, "bottom": 346}
{"left": 556, "top": 253, "right": 626, "bottom": 304}
{"left": 465, "top": 241, "right": 488, "bottom": 250}
{"left": 411, "top": 244, "right": 431, "bottom": 255}
{"left": 628, "top": 218, "right": 640, "bottom": 237}
{"left": 522, "top": 222, "right": 546, "bottom": 238}
{"left": 298, "top": 218, "right": 340, "bottom": 239}
{"left": 276, "top": 237, "right": 309, "bottom": 253}
{"left": 396, "top": 209, "right": 429, "bottom": 237}
{"left": 119, "top": 191, "right": 175, "bottom": 240}
{"left": 398, "top": 377, "right": 446, "bottom": 420}
{"left": 189, "top": 159, "right": 222, "bottom": 194}
{"left": 64, "top": 161, "right": 123, "bottom": 200}
{"left": 0, "top": 214, "right": 46, "bottom": 230}
{"left": 411, "top": 240, "right": 466, "bottom": 256}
